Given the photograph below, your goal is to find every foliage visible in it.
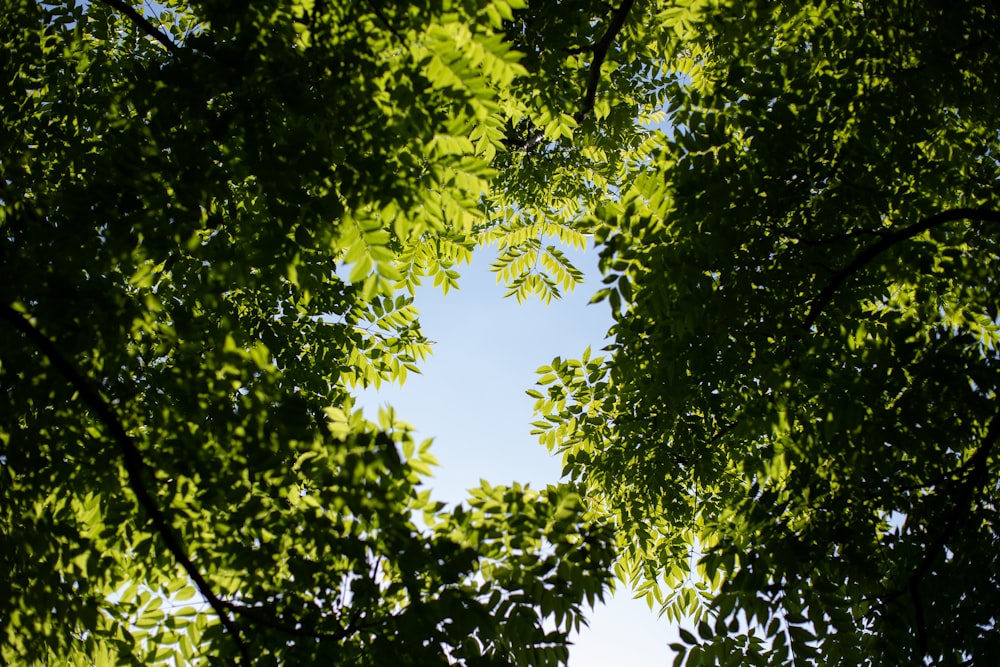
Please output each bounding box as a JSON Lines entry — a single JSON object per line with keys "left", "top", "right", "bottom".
{"left": 479, "top": 0, "right": 676, "bottom": 302}
{"left": 533, "top": 0, "right": 1000, "bottom": 664}
{"left": 17, "top": 0, "right": 998, "bottom": 664}
{"left": 0, "top": 0, "right": 633, "bottom": 664}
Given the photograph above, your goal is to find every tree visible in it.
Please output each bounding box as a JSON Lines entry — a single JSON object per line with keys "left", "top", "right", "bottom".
{"left": 0, "top": 0, "right": 674, "bottom": 663}
{"left": 20, "top": 0, "right": 997, "bottom": 664}
{"left": 533, "top": 0, "right": 1000, "bottom": 664}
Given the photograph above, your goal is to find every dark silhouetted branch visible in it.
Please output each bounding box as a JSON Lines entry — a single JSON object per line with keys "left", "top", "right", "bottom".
{"left": 99, "top": 0, "right": 182, "bottom": 55}
{"left": 512, "top": 0, "right": 637, "bottom": 151}
{"left": 804, "top": 207, "right": 1000, "bottom": 329}
{"left": 904, "top": 423, "right": 994, "bottom": 588}
{"left": 0, "top": 301, "right": 249, "bottom": 667}
{"left": 578, "top": 0, "right": 636, "bottom": 123}
{"left": 785, "top": 226, "right": 889, "bottom": 246}
{"left": 219, "top": 600, "right": 349, "bottom": 641}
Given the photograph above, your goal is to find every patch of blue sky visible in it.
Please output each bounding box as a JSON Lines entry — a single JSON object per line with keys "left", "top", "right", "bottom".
{"left": 353, "top": 241, "right": 679, "bottom": 667}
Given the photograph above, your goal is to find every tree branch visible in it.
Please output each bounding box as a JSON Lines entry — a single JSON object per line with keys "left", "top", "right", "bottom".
{"left": 577, "top": 0, "right": 636, "bottom": 124}
{"left": 783, "top": 226, "right": 889, "bottom": 246}
{"left": 511, "top": 0, "right": 637, "bottom": 152}
{"left": 905, "top": 424, "right": 994, "bottom": 586}
{"left": 910, "top": 582, "right": 928, "bottom": 660}
{"left": 803, "top": 207, "right": 1000, "bottom": 329}
{"left": 98, "top": 0, "right": 182, "bottom": 56}
{"left": 872, "top": 412, "right": 997, "bottom": 644}
{"left": 0, "top": 301, "right": 249, "bottom": 666}
{"left": 861, "top": 440, "right": 986, "bottom": 503}
{"left": 362, "top": 0, "right": 407, "bottom": 46}
{"left": 219, "top": 599, "right": 348, "bottom": 641}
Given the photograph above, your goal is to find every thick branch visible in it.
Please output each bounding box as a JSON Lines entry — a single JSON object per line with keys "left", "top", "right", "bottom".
{"left": 513, "top": 0, "right": 637, "bottom": 151}
{"left": 0, "top": 302, "right": 249, "bottom": 666}
{"left": 577, "top": 0, "right": 636, "bottom": 124}
{"left": 98, "top": 0, "right": 182, "bottom": 55}
{"left": 784, "top": 226, "right": 888, "bottom": 246}
{"left": 219, "top": 600, "right": 348, "bottom": 641}
{"left": 862, "top": 442, "right": 985, "bottom": 502}
{"left": 804, "top": 207, "right": 1000, "bottom": 329}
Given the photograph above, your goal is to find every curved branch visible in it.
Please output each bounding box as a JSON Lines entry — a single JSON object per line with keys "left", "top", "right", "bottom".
{"left": 577, "top": 0, "right": 636, "bottom": 124}
{"left": 512, "top": 0, "right": 637, "bottom": 151}
{"left": 804, "top": 207, "right": 1000, "bottom": 329}
{"left": 0, "top": 301, "right": 249, "bottom": 666}
{"left": 98, "top": 0, "right": 182, "bottom": 56}
{"left": 783, "top": 226, "right": 889, "bottom": 246}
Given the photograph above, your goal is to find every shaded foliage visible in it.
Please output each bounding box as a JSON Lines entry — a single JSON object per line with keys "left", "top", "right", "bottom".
{"left": 534, "top": 0, "right": 1000, "bottom": 664}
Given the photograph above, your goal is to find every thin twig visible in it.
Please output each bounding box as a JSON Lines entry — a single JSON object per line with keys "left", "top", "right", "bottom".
{"left": 362, "top": 0, "right": 406, "bottom": 46}
{"left": 98, "top": 0, "right": 182, "bottom": 55}
{"left": 803, "top": 207, "right": 1000, "bottom": 329}
{"left": 218, "top": 599, "right": 355, "bottom": 641}
{"left": 0, "top": 301, "right": 250, "bottom": 666}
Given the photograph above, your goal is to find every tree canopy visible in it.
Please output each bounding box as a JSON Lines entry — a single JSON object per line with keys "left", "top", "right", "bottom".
{"left": 4, "top": 0, "right": 1000, "bottom": 666}
{"left": 1, "top": 0, "right": 654, "bottom": 663}
{"left": 533, "top": 0, "right": 1000, "bottom": 664}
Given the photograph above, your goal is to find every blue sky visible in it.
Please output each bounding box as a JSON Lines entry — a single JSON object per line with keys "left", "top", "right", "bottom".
{"left": 355, "top": 244, "right": 677, "bottom": 666}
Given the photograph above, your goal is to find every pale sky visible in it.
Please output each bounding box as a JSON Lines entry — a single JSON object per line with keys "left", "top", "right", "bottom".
{"left": 354, "top": 244, "right": 678, "bottom": 667}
